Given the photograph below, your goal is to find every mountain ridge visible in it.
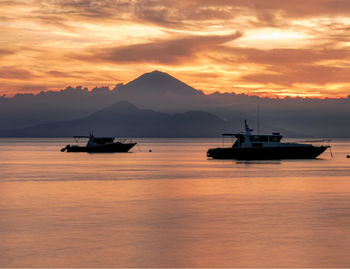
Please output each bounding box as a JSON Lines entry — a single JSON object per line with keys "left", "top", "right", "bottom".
{"left": 1, "top": 70, "right": 350, "bottom": 137}
{"left": 0, "top": 101, "right": 231, "bottom": 138}
{"left": 115, "top": 70, "right": 204, "bottom": 96}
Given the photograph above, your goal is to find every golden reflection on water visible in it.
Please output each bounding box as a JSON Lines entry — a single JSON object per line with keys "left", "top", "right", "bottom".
{"left": 0, "top": 138, "right": 350, "bottom": 267}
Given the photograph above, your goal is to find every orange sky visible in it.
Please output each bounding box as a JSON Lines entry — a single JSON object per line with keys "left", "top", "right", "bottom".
{"left": 1, "top": 0, "right": 350, "bottom": 98}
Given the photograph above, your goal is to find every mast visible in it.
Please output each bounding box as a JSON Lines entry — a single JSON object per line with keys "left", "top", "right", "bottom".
{"left": 244, "top": 120, "right": 253, "bottom": 135}
{"left": 257, "top": 103, "right": 260, "bottom": 135}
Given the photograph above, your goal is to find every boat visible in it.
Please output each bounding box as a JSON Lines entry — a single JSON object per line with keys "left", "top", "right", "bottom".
{"left": 207, "top": 120, "right": 330, "bottom": 160}
{"left": 61, "top": 135, "right": 137, "bottom": 153}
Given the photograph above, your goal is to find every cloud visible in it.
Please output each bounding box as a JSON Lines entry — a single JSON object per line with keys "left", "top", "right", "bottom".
{"left": 73, "top": 32, "right": 242, "bottom": 65}
{"left": 29, "top": 0, "right": 134, "bottom": 27}
{"left": 242, "top": 65, "right": 350, "bottom": 85}
{"left": 0, "top": 67, "right": 37, "bottom": 79}
{"left": 0, "top": 49, "right": 14, "bottom": 58}
{"left": 29, "top": 0, "right": 350, "bottom": 28}
{"left": 217, "top": 47, "right": 350, "bottom": 85}
{"left": 0, "top": 82, "right": 49, "bottom": 95}
{"left": 0, "top": 0, "right": 28, "bottom": 8}
{"left": 46, "top": 70, "right": 87, "bottom": 78}
{"left": 4, "top": 0, "right": 350, "bottom": 34}
{"left": 224, "top": 47, "right": 350, "bottom": 65}
{"left": 2, "top": 0, "right": 350, "bottom": 97}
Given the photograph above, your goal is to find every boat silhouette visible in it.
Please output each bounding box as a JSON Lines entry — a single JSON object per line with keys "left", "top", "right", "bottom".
{"left": 207, "top": 120, "right": 330, "bottom": 160}
{"left": 61, "top": 134, "right": 136, "bottom": 153}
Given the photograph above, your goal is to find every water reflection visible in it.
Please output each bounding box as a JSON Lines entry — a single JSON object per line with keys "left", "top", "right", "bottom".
{"left": 236, "top": 160, "right": 282, "bottom": 164}
{"left": 0, "top": 138, "right": 350, "bottom": 267}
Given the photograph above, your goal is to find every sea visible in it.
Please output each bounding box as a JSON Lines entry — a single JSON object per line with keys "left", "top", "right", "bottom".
{"left": 0, "top": 137, "right": 350, "bottom": 268}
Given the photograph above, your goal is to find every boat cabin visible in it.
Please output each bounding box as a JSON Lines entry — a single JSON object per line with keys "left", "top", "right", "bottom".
{"left": 223, "top": 121, "right": 283, "bottom": 148}
{"left": 87, "top": 136, "right": 114, "bottom": 146}
{"left": 232, "top": 133, "right": 282, "bottom": 148}
{"left": 73, "top": 135, "right": 115, "bottom": 147}
{"left": 89, "top": 137, "right": 114, "bottom": 144}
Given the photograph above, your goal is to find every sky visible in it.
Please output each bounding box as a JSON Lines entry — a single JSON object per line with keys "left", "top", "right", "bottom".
{"left": 1, "top": 0, "right": 350, "bottom": 98}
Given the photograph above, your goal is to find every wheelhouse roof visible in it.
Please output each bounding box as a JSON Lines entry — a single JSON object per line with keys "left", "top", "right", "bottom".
{"left": 221, "top": 133, "right": 282, "bottom": 137}
{"left": 73, "top": 136, "right": 115, "bottom": 140}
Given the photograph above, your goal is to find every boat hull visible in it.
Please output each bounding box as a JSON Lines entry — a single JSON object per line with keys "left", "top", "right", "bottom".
{"left": 63, "top": 142, "right": 136, "bottom": 153}
{"left": 207, "top": 146, "right": 329, "bottom": 160}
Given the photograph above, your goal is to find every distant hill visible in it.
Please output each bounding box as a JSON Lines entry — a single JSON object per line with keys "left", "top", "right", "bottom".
{"left": 0, "top": 101, "right": 232, "bottom": 137}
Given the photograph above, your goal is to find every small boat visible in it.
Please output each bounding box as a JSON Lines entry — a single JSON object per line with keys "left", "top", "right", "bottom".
{"left": 207, "top": 120, "right": 330, "bottom": 160}
{"left": 61, "top": 135, "right": 136, "bottom": 153}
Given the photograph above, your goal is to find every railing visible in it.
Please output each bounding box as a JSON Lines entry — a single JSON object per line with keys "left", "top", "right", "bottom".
{"left": 71, "top": 137, "right": 136, "bottom": 144}
{"left": 293, "top": 139, "right": 331, "bottom": 147}
{"left": 115, "top": 138, "right": 136, "bottom": 144}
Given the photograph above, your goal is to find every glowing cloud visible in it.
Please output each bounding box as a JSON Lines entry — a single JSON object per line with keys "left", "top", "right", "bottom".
{"left": 1, "top": 0, "right": 350, "bottom": 97}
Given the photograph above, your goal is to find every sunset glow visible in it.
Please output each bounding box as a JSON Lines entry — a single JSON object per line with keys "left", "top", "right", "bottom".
{"left": 1, "top": 0, "right": 350, "bottom": 97}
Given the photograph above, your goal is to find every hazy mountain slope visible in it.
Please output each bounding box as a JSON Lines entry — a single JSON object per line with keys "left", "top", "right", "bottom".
{"left": 0, "top": 101, "right": 232, "bottom": 138}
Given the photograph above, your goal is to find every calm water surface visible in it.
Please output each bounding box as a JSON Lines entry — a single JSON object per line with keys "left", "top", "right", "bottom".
{"left": 0, "top": 138, "right": 350, "bottom": 267}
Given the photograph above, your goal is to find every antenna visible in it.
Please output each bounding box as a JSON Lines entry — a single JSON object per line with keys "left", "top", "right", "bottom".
{"left": 257, "top": 103, "right": 260, "bottom": 134}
